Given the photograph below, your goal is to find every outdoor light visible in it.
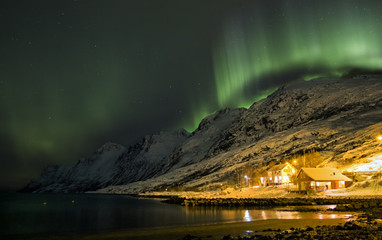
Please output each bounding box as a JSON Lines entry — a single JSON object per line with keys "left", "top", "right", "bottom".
{"left": 244, "top": 175, "right": 249, "bottom": 187}
{"left": 377, "top": 136, "right": 382, "bottom": 147}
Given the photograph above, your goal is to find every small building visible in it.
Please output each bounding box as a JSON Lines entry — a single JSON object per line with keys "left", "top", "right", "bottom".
{"left": 297, "top": 167, "right": 352, "bottom": 191}
{"left": 261, "top": 162, "right": 296, "bottom": 186}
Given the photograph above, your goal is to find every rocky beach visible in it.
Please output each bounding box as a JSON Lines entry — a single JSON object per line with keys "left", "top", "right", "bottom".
{"left": 216, "top": 208, "right": 382, "bottom": 240}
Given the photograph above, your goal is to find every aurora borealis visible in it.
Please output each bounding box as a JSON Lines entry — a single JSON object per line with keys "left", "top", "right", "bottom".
{"left": 213, "top": 0, "right": 382, "bottom": 108}
{"left": 1, "top": 0, "right": 382, "bottom": 190}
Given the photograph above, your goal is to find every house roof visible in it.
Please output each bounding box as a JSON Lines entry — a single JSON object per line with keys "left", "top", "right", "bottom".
{"left": 298, "top": 168, "right": 352, "bottom": 181}
{"left": 269, "top": 163, "right": 295, "bottom": 172}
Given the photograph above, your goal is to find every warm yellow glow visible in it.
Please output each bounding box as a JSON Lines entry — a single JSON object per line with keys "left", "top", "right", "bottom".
{"left": 261, "top": 210, "right": 267, "bottom": 220}
{"left": 314, "top": 181, "right": 332, "bottom": 190}
{"left": 267, "top": 162, "right": 296, "bottom": 185}
{"left": 282, "top": 176, "right": 290, "bottom": 182}
{"left": 378, "top": 136, "right": 382, "bottom": 141}
{"left": 347, "top": 153, "right": 382, "bottom": 172}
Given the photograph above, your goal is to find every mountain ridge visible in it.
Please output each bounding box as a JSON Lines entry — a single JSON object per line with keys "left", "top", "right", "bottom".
{"left": 22, "top": 75, "right": 382, "bottom": 193}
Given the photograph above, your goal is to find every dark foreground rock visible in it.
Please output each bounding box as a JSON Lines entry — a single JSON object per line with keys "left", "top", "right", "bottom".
{"left": 217, "top": 209, "right": 382, "bottom": 240}
{"left": 218, "top": 221, "right": 382, "bottom": 239}
{"left": 179, "top": 221, "right": 382, "bottom": 240}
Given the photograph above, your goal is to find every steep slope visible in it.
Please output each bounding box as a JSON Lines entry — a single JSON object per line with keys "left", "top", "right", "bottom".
{"left": 109, "top": 129, "right": 190, "bottom": 185}
{"left": 97, "top": 76, "right": 382, "bottom": 194}
{"left": 22, "top": 142, "right": 126, "bottom": 193}
{"left": 157, "top": 108, "right": 245, "bottom": 174}
{"left": 24, "top": 75, "right": 382, "bottom": 194}
{"left": 210, "top": 77, "right": 382, "bottom": 155}
{"left": 22, "top": 130, "right": 189, "bottom": 193}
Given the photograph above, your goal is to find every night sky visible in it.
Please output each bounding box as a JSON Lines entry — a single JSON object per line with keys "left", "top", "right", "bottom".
{"left": 1, "top": 0, "right": 382, "bottom": 190}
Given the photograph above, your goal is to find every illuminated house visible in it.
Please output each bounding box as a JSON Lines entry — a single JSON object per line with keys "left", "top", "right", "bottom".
{"left": 261, "top": 162, "right": 296, "bottom": 186}
{"left": 297, "top": 168, "right": 352, "bottom": 191}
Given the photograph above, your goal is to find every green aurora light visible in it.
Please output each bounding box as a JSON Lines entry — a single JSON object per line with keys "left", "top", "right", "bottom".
{"left": 213, "top": 0, "right": 382, "bottom": 108}
{"left": 2, "top": 0, "right": 382, "bottom": 190}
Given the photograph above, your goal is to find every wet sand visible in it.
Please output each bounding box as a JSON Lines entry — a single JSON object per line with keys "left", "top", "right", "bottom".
{"left": 16, "top": 218, "right": 348, "bottom": 240}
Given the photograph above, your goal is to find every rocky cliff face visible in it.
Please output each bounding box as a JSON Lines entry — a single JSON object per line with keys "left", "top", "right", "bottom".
{"left": 157, "top": 108, "right": 245, "bottom": 175}
{"left": 211, "top": 78, "right": 382, "bottom": 155}
{"left": 109, "top": 129, "right": 190, "bottom": 185}
{"left": 23, "top": 76, "right": 382, "bottom": 193}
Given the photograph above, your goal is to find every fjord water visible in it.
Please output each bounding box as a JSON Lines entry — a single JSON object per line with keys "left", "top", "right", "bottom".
{"left": 1, "top": 193, "right": 350, "bottom": 237}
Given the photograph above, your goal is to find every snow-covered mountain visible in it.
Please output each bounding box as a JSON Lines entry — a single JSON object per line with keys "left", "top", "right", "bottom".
{"left": 22, "top": 130, "right": 189, "bottom": 193}
{"left": 23, "top": 75, "right": 382, "bottom": 193}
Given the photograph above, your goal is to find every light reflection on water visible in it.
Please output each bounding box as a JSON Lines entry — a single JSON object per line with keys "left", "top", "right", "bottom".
{"left": 239, "top": 210, "right": 341, "bottom": 221}
{"left": 185, "top": 205, "right": 353, "bottom": 225}
{"left": 0, "top": 194, "right": 354, "bottom": 236}
{"left": 235, "top": 208, "right": 351, "bottom": 222}
{"left": 243, "top": 210, "right": 252, "bottom": 222}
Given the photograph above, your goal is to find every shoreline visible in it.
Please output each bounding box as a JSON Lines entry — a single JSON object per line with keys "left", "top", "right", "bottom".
{"left": 6, "top": 193, "right": 382, "bottom": 240}
{"left": 135, "top": 192, "right": 382, "bottom": 209}
{"left": 12, "top": 209, "right": 382, "bottom": 240}
{"left": 6, "top": 218, "right": 351, "bottom": 240}
{"left": 83, "top": 218, "right": 350, "bottom": 240}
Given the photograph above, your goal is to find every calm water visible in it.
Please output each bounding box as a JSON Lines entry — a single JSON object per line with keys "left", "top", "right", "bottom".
{"left": 0, "top": 193, "right": 353, "bottom": 236}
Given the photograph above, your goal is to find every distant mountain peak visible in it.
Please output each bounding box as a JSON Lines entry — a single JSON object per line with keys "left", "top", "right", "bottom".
{"left": 96, "top": 142, "right": 125, "bottom": 154}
